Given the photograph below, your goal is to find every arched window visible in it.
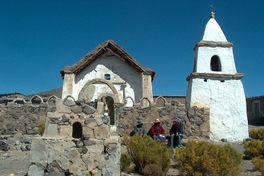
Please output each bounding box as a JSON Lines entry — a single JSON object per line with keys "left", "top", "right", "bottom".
{"left": 102, "top": 96, "right": 115, "bottom": 125}
{"left": 72, "top": 122, "right": 82, "bottom": 138}
{"left": 210, "top": 55, "right": 221, "bottom": 71}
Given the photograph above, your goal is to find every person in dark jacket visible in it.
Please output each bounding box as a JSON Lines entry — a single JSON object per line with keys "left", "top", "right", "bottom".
{"left": 149, "top": 119, "right": 166, "bottom": 143}
{"left": 132, "top": 119, "right": 146, "bottom": 136}
{"left": 169, "top": 119, "right": 184, "bottom": 148}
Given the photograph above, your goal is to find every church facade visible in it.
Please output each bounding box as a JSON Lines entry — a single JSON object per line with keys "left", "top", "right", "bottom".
{"left": 60, "top": 40, "right": 155, "bottom": 131}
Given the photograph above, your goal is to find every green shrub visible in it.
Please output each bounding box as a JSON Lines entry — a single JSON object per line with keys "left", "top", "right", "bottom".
{"left": 260, "top": 168, "right": 264, "bottom": 176}
{"left": 142, "top": 163, "right": 163, "bottom": 176}
{"left": 244, "top": 139, "right": 264, "bottom": 159}
{"left": 249, "top": 128, "right": 264, "bottom": 140}
{"left": 120, "top": 152, "right": 132, "bottom": 172}
{"left": 244, "top": 128, "right": 264, "bottom": 174}
{"left": 252, "top": 157, "right": 264, "bottom": 173}
{"left": 38, "top": 123, "right": 45, "bottom": 136}
{"left": 124, "top": 134, "right": 172, "bottom": 175}
{"left": 174, "top": 140, "right": 242, "bottom": 176}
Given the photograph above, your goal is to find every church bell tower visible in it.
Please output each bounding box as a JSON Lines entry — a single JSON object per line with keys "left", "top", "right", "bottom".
{"left": 186, "top": 12, "right": 248, "bottom": 141}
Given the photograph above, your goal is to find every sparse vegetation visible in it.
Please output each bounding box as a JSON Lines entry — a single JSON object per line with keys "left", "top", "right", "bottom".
{"left": 120, "top": 152, "right": 132, "bottom": 172}
{"left": 244, "top": 128, "right": 264, "bottom": 175}
{"left": 249, "top": 128, "right": 264, "bottom": 141}
{"left": 244, "top": 139, "right": 264, "bottom": 159}
{"left": 38, "top": 123, "right": 45, "bottom": 136}
{"left": 124, "top": 134, "right": 173, "bottom": 175}
{"left": 174, "top": 140, "right": 242, "bottom": 176}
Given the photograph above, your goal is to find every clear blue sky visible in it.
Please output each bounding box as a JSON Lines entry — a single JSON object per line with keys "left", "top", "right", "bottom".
{"left": 1, "top": 1, "right": 263, "bottom": 97}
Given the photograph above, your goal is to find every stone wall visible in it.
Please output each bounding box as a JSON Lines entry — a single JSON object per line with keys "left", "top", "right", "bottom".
{"left": 246, "top": 96, "right": 264, "bottom": 124}
{"left": 0, "top": 101, "right": 55, "bottom": 135}
{"left": 28, "top": 99, "right": 121, "bottom": 176}
{"left": 28, "top": 136, "right": 120, "bottom": 176}
{"left": 1, "top": 94, "right": 210, "bottom": 176}
{"left": 116, "top": 104, "right": 210, "bottom": 139}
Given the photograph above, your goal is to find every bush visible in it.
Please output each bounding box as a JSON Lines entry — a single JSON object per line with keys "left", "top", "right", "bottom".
{"left": 142, "top": 163, "right": 163, "bottom": 176}
{"left": 252, "top": 157, "right": 264, "bottom": 174}
{"left": 124, "top": 134, "right": 172, "bottom": 175}
{"left": 244, "top": 139, "right": 264, "bottom": 159}
{"left": 120, "top": 152, "right": 132, "bottom": 172}
{"left": 249, "top": 128, "right": 264, "bottom": 140}
{"left": 38, "top": 123, "right": 45, "bottom": 136}
{"left": 174, "top": 140, "right": 242, "bottom": 176}
{"left": 244, "top": 129, "right": 264, "bottom": 175}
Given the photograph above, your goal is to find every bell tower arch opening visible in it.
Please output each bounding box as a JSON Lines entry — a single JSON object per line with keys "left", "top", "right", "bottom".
{"left": 210, "top": 55, "right": 221, "bottom": 71}
{"left": 72, "top": 122, "right": 82, "bottom": 138}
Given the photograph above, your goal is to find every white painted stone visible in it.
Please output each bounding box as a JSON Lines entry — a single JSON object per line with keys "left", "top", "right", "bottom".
{"left": 62, "top": 54, "right": 142, "bottom": 103}
{"left": 201, "top": 17, "right": 227, "bottom": 42}
{"left": 195, "top": 47, "right": 237, "bottom": 74}
{"left": 186, "top": 13, "right": 248, "bottom": 141}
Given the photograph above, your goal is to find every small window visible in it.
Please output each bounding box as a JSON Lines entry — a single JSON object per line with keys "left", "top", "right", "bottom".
{"left": 105, "top": 74, "right": 110, "bottom": 80}
{"left": 210, "top": 55, "right": 221, "bottom": 71}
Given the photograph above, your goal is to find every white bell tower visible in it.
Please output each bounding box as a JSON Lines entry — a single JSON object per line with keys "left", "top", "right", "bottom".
{"left": 186, "top": 12, "right": 248, "bottom": 141}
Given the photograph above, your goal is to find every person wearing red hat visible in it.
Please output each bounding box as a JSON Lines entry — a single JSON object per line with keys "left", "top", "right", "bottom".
{"left": 148, "top": 119, "right": 166, "bottom": 143}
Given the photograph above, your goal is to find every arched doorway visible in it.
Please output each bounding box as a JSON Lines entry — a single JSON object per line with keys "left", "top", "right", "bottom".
{"left": 102, "top": 96, "right": 116, "bottom": 133}
{"left": 107, "top": 96, "right": 115, "bottom": 125}
{"left": 72, "top": 122, "right": 82, "bottom": 138}
{"left": 102, "top": 96, "right": 115, "bottom": 125}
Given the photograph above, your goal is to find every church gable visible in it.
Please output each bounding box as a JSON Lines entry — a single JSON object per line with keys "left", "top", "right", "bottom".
{"left": 75, "top": 51, "right": 142, "bottom": 86}
{"left": 60, "top": 40, "right": 155, "bottom": 80}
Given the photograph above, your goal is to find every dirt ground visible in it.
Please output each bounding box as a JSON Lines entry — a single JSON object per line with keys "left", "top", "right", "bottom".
{"left": 0, "top": 150, "right": 29, "bottom": 176}
{"left": 0, "top": 125, "right": 263, "bottom": 176}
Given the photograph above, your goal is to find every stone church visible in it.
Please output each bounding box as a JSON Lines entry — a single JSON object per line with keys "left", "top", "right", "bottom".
{"left": 59, "top": 12, "right": 248, "bottom": 141}
{"left": 25, "top": 12, "right": 250, "bottom": 176}
{"left": 60, "top": 40, "right": 155, "bottom": 132}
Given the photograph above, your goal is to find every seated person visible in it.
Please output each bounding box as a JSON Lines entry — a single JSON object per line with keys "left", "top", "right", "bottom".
{"left": 132, "top": 119, "right": 146, "bottom": 136}
{"left": 148, "top": 119, "right": 166, "bottom": 143}
{"left": 169, "top": 119, "right": 184, "bottom": 148}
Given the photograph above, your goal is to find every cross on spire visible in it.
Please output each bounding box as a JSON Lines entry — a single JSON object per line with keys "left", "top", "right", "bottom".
{"left": 209, "top": 4, "right": 215, "bottom": 12}
{"left": 209, "top": 5, "right": 215, "bottom": 18}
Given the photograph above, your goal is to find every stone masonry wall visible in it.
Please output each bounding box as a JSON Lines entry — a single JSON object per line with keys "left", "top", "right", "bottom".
{"left": 116, "top": 104, "right": 210, "bottom": 139}
{"left": 1, "top": 94, "right": 210, "bottom": 176}
{"left": 28, "top": 99, "right": 121, "bottom": 176}
{"left": 0, "top": 102, "right": 55, "bottom": 135}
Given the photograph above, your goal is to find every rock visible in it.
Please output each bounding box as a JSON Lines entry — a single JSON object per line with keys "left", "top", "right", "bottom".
{"left": 70, "top": 105, "right": 82, "bottom": 114}
{"left": 82, "top": 105, "right": 96, "bottom": 115}
{"left": 24, "top": 138, "right": 32, "bottom": 144}
{"left": 28, "top": 164, "right": 45, "bottom": 176}
{"left": 0, "top": 144, "right": 10, "bottom": 151}
{"left": 0, "top": 140, "right": 6, "bottom": 146}
{"left": 83, "top": 139, "right": 96, "bottom": 146}
{"left": 20, "top": 145, "right": 27, "bottom": 151}
{"left": 26, "top": 144, "right": 31, "bottom": 150}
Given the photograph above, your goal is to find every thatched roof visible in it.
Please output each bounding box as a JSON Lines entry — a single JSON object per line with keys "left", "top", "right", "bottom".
{"left": 60, "top": 40, "right": 155, "bottom": 81}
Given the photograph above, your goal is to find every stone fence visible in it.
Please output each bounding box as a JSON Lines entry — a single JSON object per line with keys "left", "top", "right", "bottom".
{"left": 116, "top": 103, "right": 210, "bottom": 139}
{"left": 1, "top": 95, "right": 210, "bottom": 176}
